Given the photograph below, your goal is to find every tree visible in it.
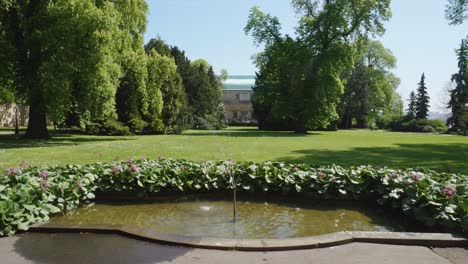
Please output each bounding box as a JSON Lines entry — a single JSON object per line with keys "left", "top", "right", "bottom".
{"left": 0, "top": 0, "right": 147, "bottom": 138}
{"left": 339, "top": 40, "right": 400, "bottom": 129}
{"left": 447, "top": 37, "right": 468, "bottom": 133}
{"left": 145, "top": 49, "right": 186, "bottom": 133}
{"left": 246, "top": 1, "right": 392, "bottom": 132}
{"left": 415, "top": 73, "right": 430, "bottom": 119}
{"left": 446, "top": 0, "right": 468, "bottom": 25}
{"left": 407, "top": 91, "right": 417, "bottom": 117}
{"left": 145, "top": 37, "right": 172, "bottom": 57}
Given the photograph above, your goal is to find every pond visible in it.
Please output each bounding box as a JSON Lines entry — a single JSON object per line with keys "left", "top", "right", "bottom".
{"left": 51, "top": 197, "right": 403, "bottom": 239}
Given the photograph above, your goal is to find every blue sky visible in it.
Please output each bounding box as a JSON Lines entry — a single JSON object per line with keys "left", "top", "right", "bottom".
{"left": 145, "top": 0, "right": 467, "bottom": 112}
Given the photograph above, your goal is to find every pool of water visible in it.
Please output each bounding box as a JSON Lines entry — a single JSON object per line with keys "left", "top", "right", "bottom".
{"left": 51, "top": 197, "right": 401, "bottom": 239}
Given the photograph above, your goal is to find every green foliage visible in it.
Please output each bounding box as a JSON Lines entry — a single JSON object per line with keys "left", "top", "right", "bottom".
{"left": 0, "top": 165, "right": 98, "bottom": 236}
{"left": 145, "top": 48, "right": 186, "bottom": 134}
{"left": 1, "top": 160, "right": 467, "bottom": 236}
{"left": 415, "top": 73, "right": 431, "bottom": 120}
{"left": 447, "top": 37, "right": 468, "bottom": 133}
{"left": 446, "top": 0, "right": 468, "bottom": 25}
{"left": 407, "top": 91, "right": 417, "bottom": 118}
{"left": 246, "top": 1, "right": 392, "bottom": 132}
{"left": 389, "top": 117, "right": 448, "bottom": 133}
{"left": 186, "top": 63, "right": 226, "bottom": 130}
{"left": 0, "top": 0, "right": 150, "bottom": 138}
{"left": 339, "top": 40, "right": 401, "bottom": 129}
{"left": 85, "top": 119, "right": 132, "bottom": 136}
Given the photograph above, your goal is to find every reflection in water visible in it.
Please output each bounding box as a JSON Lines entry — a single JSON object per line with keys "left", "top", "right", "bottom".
{"left": 51, "top": 198, "right": 400, "bottom": 239}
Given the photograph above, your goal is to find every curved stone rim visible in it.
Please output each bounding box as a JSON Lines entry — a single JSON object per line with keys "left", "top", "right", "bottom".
{"left": 29, "top": 223, "right": 468, "bottom": 251}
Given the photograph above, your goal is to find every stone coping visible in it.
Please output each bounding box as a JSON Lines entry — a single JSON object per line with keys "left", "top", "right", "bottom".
{"left": 29, "top": 223, "right": 468, "bottom": 251}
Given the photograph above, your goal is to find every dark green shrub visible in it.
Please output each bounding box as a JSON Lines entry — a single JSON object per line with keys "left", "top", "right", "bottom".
{"left": 422, "top": 125, "right": 436, "bottom": 133}
{"left": 128, "top": 118, "right": 148, "bottom": 133}
{"left": 85, "top": 122, "right": 101, "bottom": 135}
{"left": 85, "top": 119, "right": 132, "bottom": 136}
{"left": 429, "top": 119, "right": 448, "bottom": 133}
{"left": 390, "top": 116, "right": 448, "bottom": 133}
{"left": 143, "top": 119, "right": 165, "bottom": 134}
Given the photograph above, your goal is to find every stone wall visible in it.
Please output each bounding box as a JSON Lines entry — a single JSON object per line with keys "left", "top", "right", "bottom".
{"left": 0, "top": 104, "right": 29, "bottom": 127}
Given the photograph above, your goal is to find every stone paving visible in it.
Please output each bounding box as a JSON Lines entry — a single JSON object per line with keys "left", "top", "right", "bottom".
{"left": 0, "top": 233, "right": 466, "bottom": 264}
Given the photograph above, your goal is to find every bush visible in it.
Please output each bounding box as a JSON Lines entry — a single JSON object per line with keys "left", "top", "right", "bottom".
{"left": 1, "top": 160, "right": 467, "bottom": 236}
{"left": 389, "top": 116, "right": 448, "bottom": 133}
{"left": 85, "top": 119, "right": 132, "bottom": 136}
{"left": 422, "top": 125, "right": 436, "bottom": 133}
{"left": 143, "top": 119, "right": 165, "bottom": 134}
{"left": 193, "top": 114, "right": 223, "bottom": 130}
{"left": 128, "top": 118, "right": 148, "bottom": 133}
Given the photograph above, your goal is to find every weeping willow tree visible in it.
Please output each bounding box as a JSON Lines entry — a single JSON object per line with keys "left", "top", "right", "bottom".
{"left": 246, "top": 0, "right": 392, "bottom": 133}
{"left": 0, "top": 0, "right": 148, "bottom": 138}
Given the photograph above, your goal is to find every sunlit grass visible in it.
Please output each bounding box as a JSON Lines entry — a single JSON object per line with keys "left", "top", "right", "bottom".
{"left": 0, "top": 127, "right": 467, "bottom": 173}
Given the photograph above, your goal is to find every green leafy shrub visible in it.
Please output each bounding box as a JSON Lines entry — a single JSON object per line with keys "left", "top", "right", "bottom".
{"left": 1, "top": 160, "right": 467, "bottom": 236}
{"left": 143, "top": 119, "right": 165, "bottom": 134}
{"left": 85, "top": 119, "right": 132, "bottom": 136}
{"left": 422, "top": 125, "right": 436, "bottom": 133}
{"left": 390, "top": 117, "right": 448, "bottom": 133}
{"left": 128, "top": 118, "right": 148, "bottom": 133}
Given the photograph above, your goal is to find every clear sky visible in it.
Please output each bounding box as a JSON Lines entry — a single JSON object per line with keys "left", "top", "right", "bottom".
{"left": 145, "top": 0, "right": 467, "bottom": 112}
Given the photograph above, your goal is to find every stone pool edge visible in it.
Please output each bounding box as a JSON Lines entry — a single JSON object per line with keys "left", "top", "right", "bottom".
{"left": 29, "top": 223, "right": 468, "bottom": 251}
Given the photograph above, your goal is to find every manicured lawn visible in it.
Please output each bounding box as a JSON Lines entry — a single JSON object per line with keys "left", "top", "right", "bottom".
{"left": 0, "top": 127, "right": 467, "bottom": 173}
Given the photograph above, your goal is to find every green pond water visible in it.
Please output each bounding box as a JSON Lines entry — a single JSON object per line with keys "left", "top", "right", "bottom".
{"left": 51, "top": 198, "right": 401, "bottom": 239}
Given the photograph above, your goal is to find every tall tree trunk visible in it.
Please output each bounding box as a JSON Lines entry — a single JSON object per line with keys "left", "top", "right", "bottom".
{"left": 24, "top": 92, "right": 49, "bottom": 139}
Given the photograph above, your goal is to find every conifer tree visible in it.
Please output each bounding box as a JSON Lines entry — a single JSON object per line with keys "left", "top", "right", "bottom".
{"left": 415, "top": 73, "right": 430, "bottom": 119}
{"left": 447, "top": 38, "right": 468, "bottom": 132}
{"left": 407, "top": 91, "right": 417, "bottom": 117}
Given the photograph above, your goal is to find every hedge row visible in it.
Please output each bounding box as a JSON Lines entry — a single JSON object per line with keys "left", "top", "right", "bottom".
{"left": 1, "top": 159, "right": 467, "bottom": 236}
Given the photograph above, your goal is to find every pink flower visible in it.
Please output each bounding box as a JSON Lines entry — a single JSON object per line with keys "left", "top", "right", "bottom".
{"left": 317, "top": 172, "right": 327, "bottom": 180}
{"left": 330, "top": 177, "right": 337, "bottom": 183}
{"left": 4, "top": 168, "right": 20, "bottom": 177}
{"left": 111, "top": 166, "right": 122, "bottom": 175}
{"left": 409, "top": 171, "right": 423, "bottom": 182}
{"left": 126, "top": 158, "right": 135, "bottom": 163}
{"left": 129, "top": 164, "right": 141, "bottom": 173}
{"left": 441, "top": 185, "right": 457, "bottom": 198}
{"left": 40, "top": 179, "right": 50, "bottom": 191}
{"left": 39, "top": 171, "right": 49, "bottom": 179}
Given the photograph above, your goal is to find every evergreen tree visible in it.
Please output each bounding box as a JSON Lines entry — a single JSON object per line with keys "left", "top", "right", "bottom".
{"left": 446, "top": 0, "right": 468, "bottom": 25}
{"left": 407, "top": 91, "right": 417, "bottom": 117}
{"left": 447, "top": 38, "right": 468, "bottom": 132}
{"left": 415, "top": 73, "right": 430, "bottom": 119}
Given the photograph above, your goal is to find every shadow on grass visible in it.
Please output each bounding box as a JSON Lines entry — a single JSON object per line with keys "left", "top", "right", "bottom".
{"left": 275, "top": 143, "right": 468, "bottom": 173}
{"left": 0, "top": 134, "right": 135, "bottom": 149}
{"left": 183, "top": 129, "right": 321, "bottom": 138}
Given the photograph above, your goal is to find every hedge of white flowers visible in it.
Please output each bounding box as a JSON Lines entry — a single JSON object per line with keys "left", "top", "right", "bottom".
{"left": 1, "top": 159, "right": 467, "bottom": 236}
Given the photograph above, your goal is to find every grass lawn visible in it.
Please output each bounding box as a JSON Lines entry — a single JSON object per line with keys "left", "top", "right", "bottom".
{"left": 0, "top": 127, "right": 467, "bottom": 173}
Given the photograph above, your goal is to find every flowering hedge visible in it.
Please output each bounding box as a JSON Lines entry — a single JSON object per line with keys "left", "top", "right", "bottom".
{"left": 1, "top": 159, "right": 467, "bottom": 236}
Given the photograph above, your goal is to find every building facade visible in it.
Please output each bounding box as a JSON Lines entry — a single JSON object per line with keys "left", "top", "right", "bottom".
{"left": 222, "top": 75, "right": 255, "bottom": 124}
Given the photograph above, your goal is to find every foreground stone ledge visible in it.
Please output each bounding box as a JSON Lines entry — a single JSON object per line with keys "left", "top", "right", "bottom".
{"left": 29, "top": 223, "right": 468, "bottom": 251}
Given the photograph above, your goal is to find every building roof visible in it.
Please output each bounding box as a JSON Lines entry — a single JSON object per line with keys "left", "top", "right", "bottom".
{"left": 222, "top": 75, "right": 255, "bottom": 90}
